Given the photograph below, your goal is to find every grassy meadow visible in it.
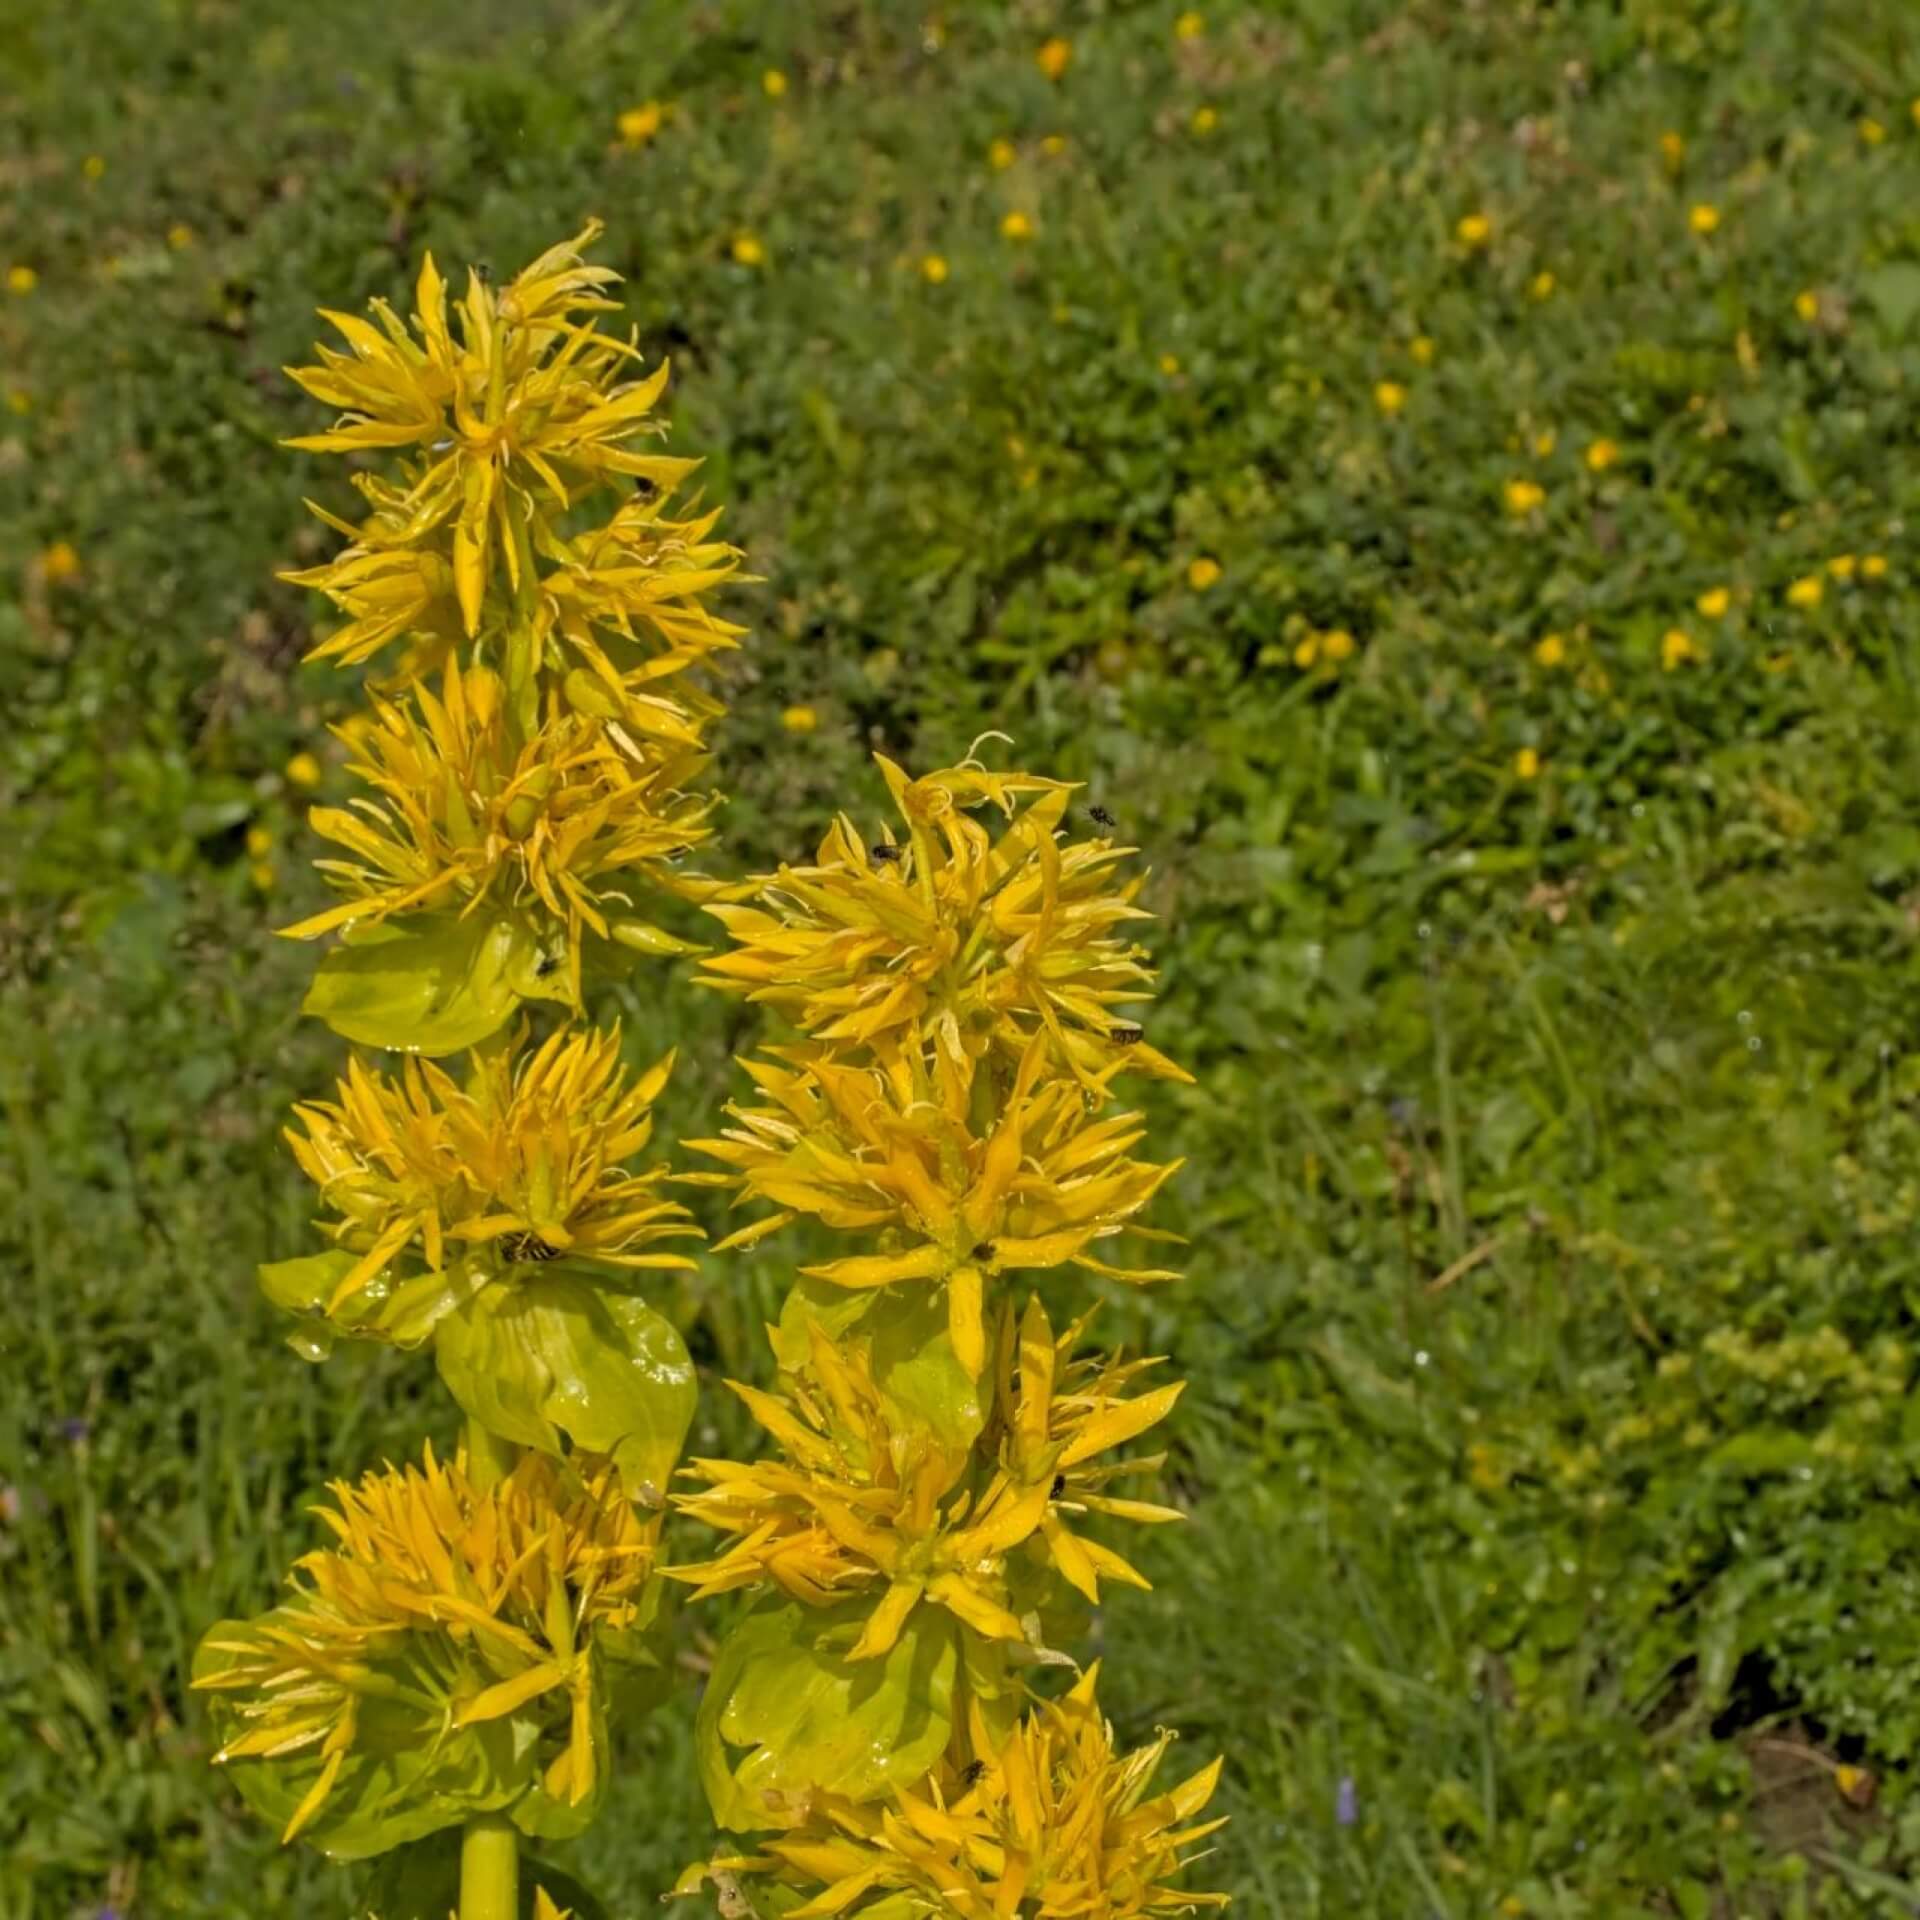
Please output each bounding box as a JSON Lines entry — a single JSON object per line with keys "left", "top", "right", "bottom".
{"left": 11, "top": 0, "right": 1920, "bottom": 1913}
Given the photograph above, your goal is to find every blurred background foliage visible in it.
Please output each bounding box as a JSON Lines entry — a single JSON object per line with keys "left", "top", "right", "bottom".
{"left": 9, "top": 0, "right": 1920, "bottom": 1913}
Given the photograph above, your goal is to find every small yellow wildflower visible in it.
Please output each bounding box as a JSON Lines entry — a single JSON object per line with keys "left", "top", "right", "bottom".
{"left": 1828, "top": 553, "right": 1857, "bottom": 580}
{"left": 39, "top": 540, "right": 81, "bottom": 583}
{"left": 1533, "top": 429, "right": 1556, "bottom": 459}
{"left": 1860, "top": 118, "right": 1887, "bottom": 147}
{"left": 731, "top": 232, "right": 767, "bottom": 267}
{"left": 1786, "top": 575, "right": 1824, "bottom": 610}
{"left": 250, "top": 862, "right": 277, "bottom": 891}
{"left": 1321, "top": 629, "right": 1356, "bottom": 663}
{"left": 1159, "top": 352, "right": 1181, "bottom": 375}
{"left": 1190, "top": 105, "right": 1218, "bottom": 135}
{"left": 7, "top": 265, "right": 37, "bottom": 295}
{"left": 245, "top": 825, "right": 274, "bottom": 860}
{"left": 1040, "top": 134, "right": 1067, "bottom": 156}
{"left": 1293, "top": 635, "right": 1320, "bottom": 669}
{"left": 166, "top": 223, "right": 196, "bottom": 251}
{"left": 988, "top": 137, "right": 1016, "bottom": 170}
{"left": 1001, "top": 210, "right": 1035, "bottom": 241}
{"left": 83, "top": 153, "right": 106, "bottom": 180}
{"left": 920, "top": 253, "right": 949, "bottom": 285}
{"left": 1529, "top": 270, "right": 1556, "bottom": 301}
{"left": 1585, "top": 438, "right": 1618, "bottom": 473}
{"left": 762, "top": 68, "right": 788, "bottom": 98}
{"left": 1456, "top": 212, "right": 1492, "bottom": 250}
{"left": 1374, "top": 380, "right": 1407, "bottom": 417}
{"left": 1659, "top": 130, "right": 1686, "bottom": 172}
{"left": 1661, "top": 628, "right": 1698, "bottom": 671}
{"left": 1696, "top": 586, "right": 1731, "bottom": 618}
{"left": 1794, "top": 289, "right": 1821, "bottom": 323}
{"left": 1534, "top": 633, "right": 1567, "bottom": 668}
{"left": 1688, "top": 202, "right": 1720, "bottom": 235}
{"left": 1187, "top": 556, "right": 1222, "bottom": 591}
{"left": 1514, "top": 747, "right": 1541, "bottom": 781}
{"left": 284, "top": 750, "right": 323, "bottom": 790}
{"left": 1861, "top": 554, "right": 1888, "bottom": 580}
{"left": 617, "top": 100, "right": 663, "bottom": 145}
{"left": 1504, "top": 479, "right": 1545, "bottom": 516}
{"left": 1175, "top": 10, "right": 1205, "bottom": 38}
{"left": 1409, "top": 334, "right": 1437, "bottom": 366}
{"left": 1037, "top": 36, "right": 1072, "bottom": 80}
{"left": 781, "top": 704, "right": 819, "bottom": 734}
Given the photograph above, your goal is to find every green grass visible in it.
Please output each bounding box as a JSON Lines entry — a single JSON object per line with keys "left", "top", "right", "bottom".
{"left": 10, "top": 0, "right": 1920, "bottom": 1913}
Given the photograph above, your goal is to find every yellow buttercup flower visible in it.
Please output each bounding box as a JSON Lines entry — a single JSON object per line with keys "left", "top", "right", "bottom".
{"left": 82, "top": 153, "right": 105, "bottom": 179}
{"left": 1175, "top": 10, "right": 1205, "bottom": 38}
{"left": 1534, "top": 634, "right": 1566, "bottom": 668}
{"left": 618, "top": 101, "right": 664, "bottom": 144}
{"left": 762, "top": 69, "right": 788, "bottom": 98}
{"left": 1374, "top": 380, "right": 1407, "bottom": 416}
{"left": 1860, "top": 117, "right": 1887, "bottom": 146}
{"left": 1036, "top": 36, "right": 1072, "bottom": 80}
{"left": 39, "top": 539, "right": 81, "bottom": 583}
{"left": 1786, "top": 574, "right": 1824, "bottom": 610}
{"left": 279, "top": 659, "right": 714, "bottom": 993}
{"left": 1661, "top": 627, "right": 1698, "bottom": 670}
{"left": 1533, "top": 429, "right": 1556, "bottom": 459}
{"left": 1002, "top": 210, "right": 1035, "bottom": 242}
{"left": 7, "top": 264, "right": 38, "bottom": 294}
{"left": 1688, "top": 202, "right": 1719, "bottom": 235}
{"left": 284, "top": 223, "right": 676, "bottom": 639}
{"left": 246, "top": 825, "right": 275, "bottom": 860}
{"left": 697, "top": 753, "right": 1190, "bottom": 1091}
{"left": 1159, "top": 352, "right": 1181, "bottom": 376}
{"left": 1585, "top": 438, "right": 1618, "bottom": 473}
{"left": 1659, "top": 130, "right": 1686, "bottom": 172}
{"left": 1293, "top": 634, "right": 1319, "bottom": 669}
{"left": 731, "top": 232, "right": 767, "bottom": 267}
{"left": 746, "top": 1666, "right": 1227, "bottom": 1917}
{"left": 1190, "top": 105, "right": 1218, "bottom": 135}
{"left": 781, "top": 703, "right": 818, "bottom": 733}
{"left": 1409, "top": 334, "right": 1436, "bottom": 366}
{"left": 989, "top": 137, "right": 1017, "bottom": 171}
{"left": 1696, "top": 586, "right": 1731, "bottom": 618}
{"left": 285, "top": 750, "right": 324, "bottom": 790}
{"left": 1514, "top": 747, "right": 1540, "bottom": 781}
{"left": 1321, "top": 628, "right": 1356, "bottom": 663}
{"left": 285, "top": 1024, "right": 698, "bottom": 1319}
{"left": 670, "top": 1298, "right": 1181, "bottom": 1647}
{"left": 1504, "top": 479, "right": 1545, "bottom": 516}
{"left": 195, "top": 1446, "right": 656, "bottom": 1842}
{"left": 1861, "top": 554, "right": 1888, "bottom": 580}
{"left": 1041, "top": 134, "right": 1068, "bottom": 156}
{"left": 1795, "top": 289, "right": 1820, "bottom": 323}
{"left": 686, "top": 1040, "right": 1182, "bottom": 1375}
{"left": 920, "top": 253, "right": 950, "bottom": 285}
{"left": 1529, "top": 270, "right": 1556, "bottom": 301}
{"left": 1187, "top": 555, "right": 1221, "bottom": 590}
{"left": 1456, "top": 212, "right": 1491, "bottom": 249}
{"left": 167, "top": 222, "right": 196, "bottom": 251}
{"left": 1828, "top": 553, "right": 1857, "bottom": 580}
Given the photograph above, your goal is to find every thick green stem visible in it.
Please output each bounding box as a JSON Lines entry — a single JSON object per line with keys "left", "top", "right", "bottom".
{"left": 461, "top": 1416, "right": 520, "bottom": 1920}
{"left": 459, "top": 1813, "right": 519, "bottom": 1920}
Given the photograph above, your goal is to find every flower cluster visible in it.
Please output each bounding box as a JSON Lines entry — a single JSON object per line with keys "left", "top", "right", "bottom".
{"left": 277, "top": 220, "right": 743, "bottom": 1020}
{"left": 194, "top": 1448, "right": 658, "bottom": 1850}
{"left": 674, "top": 753, "right": 1222, "bottom": 1912}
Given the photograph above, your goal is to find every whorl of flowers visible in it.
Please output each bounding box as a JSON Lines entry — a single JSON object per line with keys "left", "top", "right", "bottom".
{"left": 678, "top": 1666, "right": 1226, "bottom": 1918}
{"left": 194, "top": 1448, "right": 656, "bottom": 1846}
{"left": 285, "top": 1024, "right": 699, "bottom": 1318}
{"left": 675, "top": 754, "right": 1224, "bottom": 1912}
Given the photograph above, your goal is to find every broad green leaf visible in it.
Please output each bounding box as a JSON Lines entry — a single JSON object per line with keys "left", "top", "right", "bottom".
{"left": 258, "top": 1248, "right": 484, "bottom": 1352}
{"left": 302, "top": 911, "right": 533, "bottom": 1054}
{"left": 509, "top": 1684, "right": 610, "bottom": 1842}
{"left": 770, "top": 1274, "right": 881, "bottom": 1371}
{"left": 435, "top": 1269, "right": 696, "bottom": 1497}
{"left": 697, "top": 1599, "right": 956, "bottom": 1833}
{"left": 866, "top": 1285, "right": 985, "bottom": 1451}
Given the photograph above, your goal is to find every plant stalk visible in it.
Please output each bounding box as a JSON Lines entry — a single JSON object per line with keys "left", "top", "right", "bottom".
{"left": 461, "top": 1414, "right": 520, "bottom": 1920}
